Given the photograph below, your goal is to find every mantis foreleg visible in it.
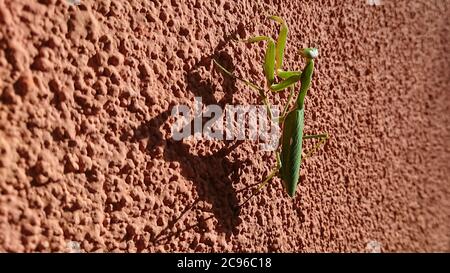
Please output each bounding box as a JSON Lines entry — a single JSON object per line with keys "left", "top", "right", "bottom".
{"left": 277, "top": 70, "right": 302, "bottom": 80}
{"left": 244, "top": 16, "right": 303, "bottom": 94}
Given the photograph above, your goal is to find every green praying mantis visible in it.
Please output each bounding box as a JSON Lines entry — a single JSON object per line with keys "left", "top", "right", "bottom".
{"left": 213, "top": 16, "right": 329, "bottom": 206}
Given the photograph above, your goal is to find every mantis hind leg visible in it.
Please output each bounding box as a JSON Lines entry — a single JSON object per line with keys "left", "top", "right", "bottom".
{"left": 303, "top": 133, "right": 329, "bottom": 159}
{"left": 237, "top": 152, "right": 282, "bottom": 208}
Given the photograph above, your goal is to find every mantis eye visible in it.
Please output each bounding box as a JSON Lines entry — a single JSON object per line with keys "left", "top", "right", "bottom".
{"left": 309, "top": 48, "right": 319, "bottom": 58}
{"left": 300, "top": 48, "right": 319, "bottom": 59}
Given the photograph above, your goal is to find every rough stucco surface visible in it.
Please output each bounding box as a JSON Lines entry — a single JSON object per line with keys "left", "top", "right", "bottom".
{"left": 0, "top": 0, "right": 449, "bottom": 252}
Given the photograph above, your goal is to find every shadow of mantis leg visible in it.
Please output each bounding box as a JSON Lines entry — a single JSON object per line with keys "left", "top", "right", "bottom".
{"left": 213, "top": 59, "right": 275, "bottom": 119}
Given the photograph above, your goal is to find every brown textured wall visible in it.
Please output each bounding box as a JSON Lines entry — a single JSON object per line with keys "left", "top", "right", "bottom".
{"left": 0, "top": 0, "right": 449, "bottom": 252}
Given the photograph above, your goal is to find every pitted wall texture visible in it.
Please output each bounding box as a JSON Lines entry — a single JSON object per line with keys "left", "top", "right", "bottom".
{"left": 0, "top": 0, "right": 449, "bottom": 252}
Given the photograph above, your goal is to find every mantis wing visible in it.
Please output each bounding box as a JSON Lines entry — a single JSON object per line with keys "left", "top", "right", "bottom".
{"left": 280, "top": 108, "right": 305, "bottom": 197}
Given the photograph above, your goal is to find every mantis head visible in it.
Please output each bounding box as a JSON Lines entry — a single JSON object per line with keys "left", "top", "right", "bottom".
{"left": 299, "top": 48, "right": 319, "bottom": 60}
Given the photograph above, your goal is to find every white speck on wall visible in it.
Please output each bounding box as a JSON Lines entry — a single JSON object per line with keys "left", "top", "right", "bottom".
{"left": 66, "top": 241, "right": 82, "bottom": 253}
{"left": 367, "top": 0, "right": 383, "bottom": 6}
{"left": 366, "top": 240, "right": 382, "bottom": 253}
{"left": 67, "top": 0, "right": 81, "bottom": 6}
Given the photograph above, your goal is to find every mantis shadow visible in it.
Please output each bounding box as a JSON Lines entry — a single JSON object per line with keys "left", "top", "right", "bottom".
{"left": 135, "top": 30, "right": 254, "bottom": 244}
{"left": 134, "top": 102, "right": 244, "bottom": 243}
